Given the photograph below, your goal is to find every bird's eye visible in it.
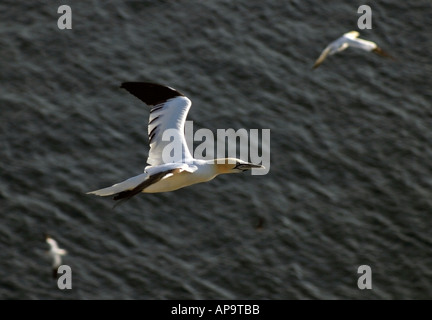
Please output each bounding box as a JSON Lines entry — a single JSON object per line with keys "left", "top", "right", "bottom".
{"left": 234, "top": 161, "right": 246, "bottom": 171}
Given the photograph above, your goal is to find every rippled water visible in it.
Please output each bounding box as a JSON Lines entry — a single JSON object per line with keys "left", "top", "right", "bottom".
{"left": 1, "top": 0, "right": 431, "bottom": 299}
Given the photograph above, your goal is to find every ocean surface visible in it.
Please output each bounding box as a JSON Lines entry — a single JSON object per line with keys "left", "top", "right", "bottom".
{"left": 1, "top": 0, "right": 431, "bottom": 300}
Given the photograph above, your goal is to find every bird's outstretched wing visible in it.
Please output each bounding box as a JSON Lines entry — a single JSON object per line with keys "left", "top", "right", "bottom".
{"left": 313, "top": 46, "right": 332, "bottom": 69}
{"left": 121, "top": 82, "right": 194, "bottom": 167}
{"left": 313, "top": 36, "right": 349, "bottom": 69}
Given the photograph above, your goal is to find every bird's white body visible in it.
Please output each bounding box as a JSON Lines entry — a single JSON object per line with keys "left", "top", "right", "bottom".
{"left": 87, "top": 82, "right": 263, "bottom": 205}
{"left": 313, "top": 31, "right": 392, "bottom": 69}
{"left": 93, "top": 159, "right": 222, "bottom": 195}
{"left": 145, "top": 160, "right": 219, "bottom": 193}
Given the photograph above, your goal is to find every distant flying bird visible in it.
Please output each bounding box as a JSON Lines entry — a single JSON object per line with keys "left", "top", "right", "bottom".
{"left": 45, "top": 235, "right": 67, "bottom": 279}
{"left": 87, "top": 82, "right": 264, "bottom": 206}
{"left": 312, "top": 31, "right": 393, "bottom": 69}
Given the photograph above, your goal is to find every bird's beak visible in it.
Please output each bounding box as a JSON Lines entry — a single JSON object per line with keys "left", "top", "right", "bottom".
{"left": 234, "top": 163, "right": 265, "bottom": 171}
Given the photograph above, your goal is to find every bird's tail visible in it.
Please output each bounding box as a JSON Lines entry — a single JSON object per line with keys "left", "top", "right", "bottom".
{"left": 87, "top": 170, "right": 176, "bottom": 208}
{"left": 86, "top": 173, "right": 148, "bottom": 197}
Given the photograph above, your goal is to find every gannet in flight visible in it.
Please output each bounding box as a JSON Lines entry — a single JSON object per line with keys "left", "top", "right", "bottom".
{"left": 87, "top": 82, "right": 264, "bottom": 206}
{"left": 45, "top": 235, "right": 67, "bottom": 279}
{"left": 312, "top": 31, "right": 393, "bottom": 69}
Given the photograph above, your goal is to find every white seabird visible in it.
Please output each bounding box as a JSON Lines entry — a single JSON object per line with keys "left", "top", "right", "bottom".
{"left": 313, "top": 31, "right": 393, "bottom": 69}
{"left": 87, "top": 82, "right": 264, "bottom": 206}
{"left": 45, "top": 235, "right": 67, "bottom": 279}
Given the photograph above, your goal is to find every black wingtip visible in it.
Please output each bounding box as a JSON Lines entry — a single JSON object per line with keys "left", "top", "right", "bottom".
{"left": 121, "top": 82, "right": 184, "bottom": 106}
{"left": 372, "top": 47, "right": 395, "bottom": 60}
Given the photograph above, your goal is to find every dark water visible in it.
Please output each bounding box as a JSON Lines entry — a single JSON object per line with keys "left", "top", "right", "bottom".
{"left": 1, "top": 0, "right": 431, "bottom": 299}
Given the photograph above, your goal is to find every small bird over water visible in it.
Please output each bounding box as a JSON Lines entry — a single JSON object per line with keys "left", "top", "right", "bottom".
{"left": 45, "top": 235, "right": 67, "bottom": 279}
{"left": 312, "top": 31, "right": 394, "bottom": 69}
{"left": 87, "top": 82, "right": 264, "bottom": 206}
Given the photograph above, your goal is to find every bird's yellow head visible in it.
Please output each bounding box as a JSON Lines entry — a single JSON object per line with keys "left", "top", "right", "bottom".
{"left": 345, "top": 31, "right": 360, "bottom": 38}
